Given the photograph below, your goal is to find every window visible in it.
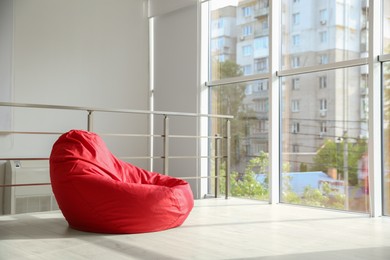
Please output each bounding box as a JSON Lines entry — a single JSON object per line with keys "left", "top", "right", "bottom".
{"left": 292, "top": 56, "right": 300, "bottom": 68}
{"left": 292, "top": 122, "right": 300, "bottom": 133}
{"left": 292, "top": 78, "right": 300, "bottom": 90}
{"left": 245, "top": 85, "right": 253, "bottom": 95}
{"left": 243, "top": 45, "right": 253, "bottom": 56}
{"left": 320, "top": 54, "right": 328, "bottom": 64}
{"left": 258, "top": 80, "right": 268, "bottom": 91}
{"left": 242, "top": 25, "right": 252, "bottom": 36}
{"left": 291, "top": 100, "right": 300, "bottom": 112}
{"left": 256, "top": 99, "right": 268, "bottom": 112}
{"left": 293, "top": 13, "right": 300, "bottom": 25}
{"left": 215, "top": 18, "right": 224, "bottom": 29}
{"left": 255, "top": 58, "right": 268, "bottom": 73}
{"left": 260, "top": 0, "right": 269, "bottom": 8}
{"left": 320, "top": 31, "right": 328, "bottom": 43}
{"left": 243, "top": 6, "right": 252, "bottom": 17}
{"left": 319, "top": 9, "right": 328, "bottom": 24}
{"left": 320, "top": 98, "right": 327, "bottom": 111}
{"left": 319, "top": 76, "right": 327, "bottom": 89}
{"left": 293, "top": 34, "right": 300, "bottom": 46}
{"left": 254, "top": 36, "right": 268, "bottom": 50}
{"left": 243, "top": 65, "right": 252, "bottom": 75}
{"left": 206, "top": 0, "right": 377, "bottom": 213}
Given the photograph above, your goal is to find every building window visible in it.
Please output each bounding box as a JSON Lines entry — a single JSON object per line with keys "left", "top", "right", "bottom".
{"left": 319, "top": 76, "right": 327, "bottom": 89}
{"left": 243, "top": 6, "right": 252, "bottom": 17}
{"left": 292, "top": 144, "right": 299, "bottom": 153}
{"left": 255, "top": 58, "right": 268, "bottom": 73}
{"left": 292, "top": 56, "right": 300, "bottom": 68}
{"left": 319, "top": 54, "right": 328, "bottom": 64}
{"left": 292, "top": 34, "right": 300, "bottom": 46}
{"left": 292, "top": 78, "right": 300, "bottom": 90}
{"left": 293, "top": 13, "right": 300, "bottom": 25}
{"left": 292, "top": 122, "right": 300, "bottom": 133}
{"left": 254, "top": 36, "right": 268, "bottom": 50}
{"left": 259, "top": 80, "right": 268, "bottom": 91}
{"left": 320, "top": 99, "right": 328, "bottom": 111}
{"left": 243, "top": 45, "right": 253, "bottom": 56}
{"left": 291, "top": 100, "right": 300, "bottom": 112}
{"left": 320, "top": 9, "right": 328, "bottom": 24}
{"left": 320, "top": 121, "right": 327, "bottom": 133}
{"left": 261, "top": 19, "right": 269, "bottom": 30}
{"left": 242, "top": 25, "right": 252, "bottom": 36}
{"left": 320, "top": 31, "right": 328, "bottom": 43}
{"left": 243, "top": 65, "right": 252, "bottom": 75}
{"left": 216, "top": 18, "right": 224, "bottom": 29}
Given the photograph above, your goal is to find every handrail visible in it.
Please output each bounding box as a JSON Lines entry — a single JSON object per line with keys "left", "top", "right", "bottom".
{"left": 0, "top": 101, "right": 232, "bottom": 200}
{"left": 0, "top": 101, "right": 233, "bottom": 119}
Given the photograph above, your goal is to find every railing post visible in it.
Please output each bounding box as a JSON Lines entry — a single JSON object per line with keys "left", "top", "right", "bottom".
{"left": 87, "top": 110, "right": 93, "bottom": 132}
{"left": 215, "top": 134, "right": 221, "bottom": 198}
{"left": 225, "top": 119, "right": 231, "bottom": 199}
{"left": 163, "top": 115, "right": 169, "bottom": 175}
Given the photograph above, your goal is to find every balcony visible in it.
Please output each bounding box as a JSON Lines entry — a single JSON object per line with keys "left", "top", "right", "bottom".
{"left": 254, "top": 7, "right": 269, "bottom": 19}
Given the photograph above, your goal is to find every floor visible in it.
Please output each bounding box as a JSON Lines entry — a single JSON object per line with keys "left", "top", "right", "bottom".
{"left": 1, "top": 198, "right": 390, "bottom": 260}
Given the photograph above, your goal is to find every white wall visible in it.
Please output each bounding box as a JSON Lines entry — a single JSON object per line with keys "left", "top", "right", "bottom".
{"left": 0, "top": 0, "right": 150, "bottom": 166}
{"left": 0, "top": 0, "right": 13, "bottom": 131}
{"left": 151, "top": 2, "right": 201, "bottom": 197}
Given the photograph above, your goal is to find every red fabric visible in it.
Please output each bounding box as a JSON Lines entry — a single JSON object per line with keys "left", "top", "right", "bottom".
{"left": 50, "top": 130, "right": 194, "bottom": 234}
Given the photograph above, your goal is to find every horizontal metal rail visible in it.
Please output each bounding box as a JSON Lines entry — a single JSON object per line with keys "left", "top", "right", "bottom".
{"left": 0, "top": 101, "right": 233, "bottom": 119}
{"left": 0, "top": 101, "right": 232, "bottom": 200}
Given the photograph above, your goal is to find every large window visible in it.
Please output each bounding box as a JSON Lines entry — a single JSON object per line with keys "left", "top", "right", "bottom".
{"left": 384, "top": 62, "right": 390, "bottom": 215}
{"left": 282, "top": 67, "right": 369, "bottom": 212}
{"left": 204, "top": 0, "right": 388, "bottom": 215}
{"left": 382, "top": 0, "right": 390, "bottom": 216}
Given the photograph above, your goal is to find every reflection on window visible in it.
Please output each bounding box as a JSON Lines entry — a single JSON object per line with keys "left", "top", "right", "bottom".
{"left": 282, "top": 67, "right": 369, "bottom": 212}
{"left": 210, "top": 0, "right": 268, "bottom": 80}
{"left": 210, "top": 80, "right": 269, "bottom": 200}
{"left": 292, "top": 78, "right": 300, "bottom": 90}
{"left": 281, "top": 0, "right": 368, "bottom": 69}
{"left": 293, "top": 34, "right": 300, "bottom": 46}
{"left": 384, "top": 0, "right": 390, "bottom": 54}
{"left": 291, "top": 100, "right": 300, "bottom": 112}
{"left": 320, "top": 31, "right": 328, "bottom": 43}
{"left": 319, "top": 9, "right": 328, "bottom": 25}
{"left": 319, "top": 76, "right": 327, "bottom": 89}
{"left": 293, "top": 13, "right": 300, "bottom": 25}
{"left": 383, "top": 62, "right": 390, "bottom": 215}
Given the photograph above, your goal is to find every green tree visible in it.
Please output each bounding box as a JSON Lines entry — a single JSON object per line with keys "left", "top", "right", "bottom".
{"left": 311, "top": 138, "right": 367, "bottom": 185}
{"left": 211, "top": 60, "right": 248, "bottom": 165}
{"left": 220, "top": 152, "right": 269, "bottom": 200}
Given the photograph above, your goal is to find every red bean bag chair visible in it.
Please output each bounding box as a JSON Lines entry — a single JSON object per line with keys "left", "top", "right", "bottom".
{"left": 49, "top": 129, "right": 194, "bottom": 234}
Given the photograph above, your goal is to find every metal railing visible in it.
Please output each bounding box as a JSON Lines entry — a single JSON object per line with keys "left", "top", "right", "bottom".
{"left": 0, "top": 101, "right": 232, "bottom": 199}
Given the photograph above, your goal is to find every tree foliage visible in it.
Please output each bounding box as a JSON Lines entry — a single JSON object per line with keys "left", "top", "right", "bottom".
{"left": 311, "top": 138, "right": 367, "bottom": 185}
{"left": 211, "top": 60, "right": 247, "bottom": 164}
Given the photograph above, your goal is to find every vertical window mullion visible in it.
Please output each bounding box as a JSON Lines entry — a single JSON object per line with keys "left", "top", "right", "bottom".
{"left": 269, "top": 0, "right": 281, "bottom": 204}
{"left": 368, "top": 0, "right": 383, "bottom": 217}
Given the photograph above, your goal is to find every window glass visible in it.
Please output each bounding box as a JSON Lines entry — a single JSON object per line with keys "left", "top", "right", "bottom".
{"left": 210, "top": 80, "right": 269, "bottom": 200}
{"left": 210, "top": 0, "right": 269, "bottom": 81}
{"left": 281, "top": 66, "right": 369, "bottom": 212}
{"left": 281, "top": 0, "right": 368, "bottom": 70}
{"left": 384, "top": 61, "right": 390, "bottom": 215}
{"left": 384, "top": 0, "right": 390, "bottom": 54}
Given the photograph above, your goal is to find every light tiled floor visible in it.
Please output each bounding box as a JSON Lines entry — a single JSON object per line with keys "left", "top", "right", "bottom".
{"left": 1, "top": 198, "right": 390, "bottom": 260}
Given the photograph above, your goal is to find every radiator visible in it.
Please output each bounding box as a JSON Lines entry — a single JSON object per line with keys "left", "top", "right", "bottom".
{"left": 1, "top": 160, "right": 58, "bottom": 215}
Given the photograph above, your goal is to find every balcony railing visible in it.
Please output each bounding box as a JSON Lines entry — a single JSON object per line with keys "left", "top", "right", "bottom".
{"left": 0, "top": 102, "right": 233, "bottom": 215}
